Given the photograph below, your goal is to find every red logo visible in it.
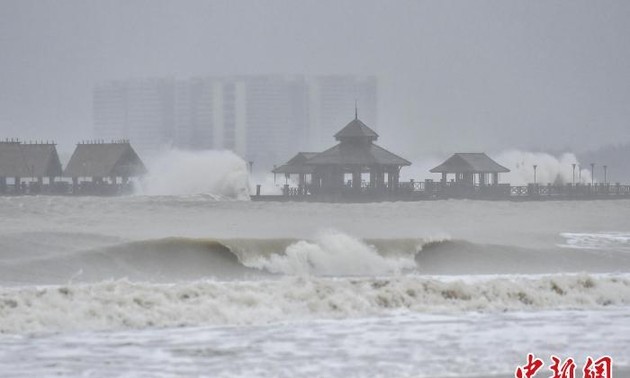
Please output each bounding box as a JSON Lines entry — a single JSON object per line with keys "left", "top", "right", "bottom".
{"left": 515, "top": 353, "right": 544, "bottom": 378}
{"left": 550, "top": 356, "right": 576, "bottom": 378}
{"left": 515, "top": 354, "right": 613, "bottom": 378}
{"left": 583, "top": 356, "right": 613, "bottom": 378}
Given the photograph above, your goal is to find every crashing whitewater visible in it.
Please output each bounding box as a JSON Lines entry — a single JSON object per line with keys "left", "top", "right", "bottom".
{"left": 1, "top": 273, "right": 629, "bottom": 333}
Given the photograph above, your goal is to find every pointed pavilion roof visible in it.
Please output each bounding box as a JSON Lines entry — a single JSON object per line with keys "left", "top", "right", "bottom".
{"left": 272, "top": 115, "right": 410, "bottom": 171}
{"left": 430, "top": 153, "right": 510, "bottom": 173}
{"left": 334, "top": 118, "right": 379, "bottom": 142}
{"left": 306, "top": 143, "right": 411, "bottom": 167}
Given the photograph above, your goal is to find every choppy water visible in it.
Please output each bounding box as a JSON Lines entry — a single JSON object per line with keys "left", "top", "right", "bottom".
{"left": 1, "top": 196, "right": 629, "bottom": 377}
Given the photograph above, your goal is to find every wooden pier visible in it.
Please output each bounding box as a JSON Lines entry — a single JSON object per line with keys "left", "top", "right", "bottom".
{"left": 252, "top": 181, "right": 630, "bottom": 202}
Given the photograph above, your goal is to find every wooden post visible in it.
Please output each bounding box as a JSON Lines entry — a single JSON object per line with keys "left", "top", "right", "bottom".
{"left": 311, "top": 172, "right": 319, "bottom": 193}
{"left": 378, "top": 167, "right": 387, "bottom": 191}
{"left": 0, "top": 177, "right": 6, "bottom": 194}
{"left": 392, "top": 167, "right": 400, "bottom": 192}
{"left": 425, "top": 179, "right": 433, "bottom": 194}
{"left": 352, "top": 170, "right": 361, "bottom": 192}
{"left": 299, "top": 173, "right": 305, "bottom": 195}
{"left": 256, "top": 184, "right": 261, "bottom": 196}
{"left": 369, "top": 167, "right": 377, "bottom": 190}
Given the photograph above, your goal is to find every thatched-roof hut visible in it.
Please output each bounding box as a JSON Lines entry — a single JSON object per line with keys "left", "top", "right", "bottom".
{"left": 0, "top": 141, "right": 63, "bottom": 194}
{"left": 64, "top": 141, "right": 146, "bottom": 194}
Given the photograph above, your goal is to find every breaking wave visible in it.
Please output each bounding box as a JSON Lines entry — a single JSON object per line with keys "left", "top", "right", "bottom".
{"left": 241, "top": 231, "right": 421, "bottom": 276}
{"left": 4, "top": 230, "right": 630, "bottom": 286}
{"left": 1, "top": 274, "right": 629, "bottom": 333}
{"left": 0, "top": 232, "right": 434, "bottom": 285}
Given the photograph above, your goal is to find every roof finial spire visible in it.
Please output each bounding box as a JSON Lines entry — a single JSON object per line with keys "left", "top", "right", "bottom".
{"left": 354, "top": 99, "right": 358, "bottom": 120}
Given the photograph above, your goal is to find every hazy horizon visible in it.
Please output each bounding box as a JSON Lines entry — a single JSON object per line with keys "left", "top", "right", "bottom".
{"left": 1, "top": 0, "right": 630, "bottom": 157}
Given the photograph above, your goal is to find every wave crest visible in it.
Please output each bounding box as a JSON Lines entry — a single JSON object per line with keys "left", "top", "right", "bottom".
{"left": 242, "top": 231, "right": 419, "bottom": 276}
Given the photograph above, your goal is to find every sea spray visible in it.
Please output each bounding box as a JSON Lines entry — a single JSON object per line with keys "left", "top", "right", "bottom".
{"left": 405, "top": 151, "right": 590, "bottom": 186}
{"left": 497, "top": 150, "right": 592, "bottom": 186}
{"left": 249, "top": 172, "right": 284, "bottom": 195}
{"left": 138, "top": 149, "right": 250, "bottom": 199}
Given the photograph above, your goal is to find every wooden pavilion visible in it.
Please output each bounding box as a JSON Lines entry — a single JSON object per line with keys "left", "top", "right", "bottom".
{"left": 0, "top": 140, "right": 63, "bottom": 194}
{"left": 272, "top": 152, "right": 318, "bottom": 194}
{"left": 430, "top": 153, "right": 509, "bottom": 186}
{"left": 273, "top": 114, "right": 411, "bottom": 197}
{"left": 64, "top": 141, "right": 146, "bottom": 195}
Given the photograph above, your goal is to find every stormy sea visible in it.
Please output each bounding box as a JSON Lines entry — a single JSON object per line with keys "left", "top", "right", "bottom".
{"left": 1, "top": 192, "right": 629, "bottom": 378}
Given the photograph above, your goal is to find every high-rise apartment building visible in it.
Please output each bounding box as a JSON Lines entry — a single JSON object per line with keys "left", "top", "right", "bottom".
{"left": 93, "top": 75, "right": 377, "bottom": 167}
{"left": 94, "top": 78, "right": 175, "bottom": 154}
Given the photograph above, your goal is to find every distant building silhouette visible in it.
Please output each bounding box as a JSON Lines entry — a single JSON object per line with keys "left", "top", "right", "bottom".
{"left": 94, "top": 78, "right": 175, "bottom": 155}
{"left": 93, "top": 75, "right": 377, "bottom": 167}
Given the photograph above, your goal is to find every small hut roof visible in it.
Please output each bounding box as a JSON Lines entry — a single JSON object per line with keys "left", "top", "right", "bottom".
{"left": 306, "top": 143, "right": 411, "bottom": 167}
{"left": 0, "top": 142, "right": 62, "bottom": 177}
{"left": 272, "top": 152, "right": 318, "bottom": 174}
{"left": 430, "top": 153, "right": 510, "bottom": 173}
{"left": 64, "top": 142, "right": 147, "bottom": 178}
{"left": 20, "top": 144, "right": 63, "bottom": 177}
{"left": 0, "top": 142, "right": 27, "bottom": 177}
{"left": 334, "top": 118, "right": 379, "bottom": 141}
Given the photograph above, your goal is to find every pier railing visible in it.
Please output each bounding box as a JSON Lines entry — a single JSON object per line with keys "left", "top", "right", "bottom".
{"left": 0, "top": 181, "right": 134, "bottom": 196}
{"left": 271, "top": 181, "right": 630, "bottom": 200}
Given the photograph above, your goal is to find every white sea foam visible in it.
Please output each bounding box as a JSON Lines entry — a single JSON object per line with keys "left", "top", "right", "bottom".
{"left": 242, "top": 231, "right": 419, "bottom": 276}
{"left": 2, "top": 310, "right": 629, "bottom": 378}
{"left": 1, "top": 274, "right": 629, "bottom": 333}
{"left": 138, "top": 149, "right": 250, "bottom": 199}
{"left": 560, "top": 232, "right": 630, "bottom": 252}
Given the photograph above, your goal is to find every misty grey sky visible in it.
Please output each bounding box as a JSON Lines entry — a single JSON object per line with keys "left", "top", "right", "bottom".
{"left": 1, "top": 0, "right": 629, "bottom": 156}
